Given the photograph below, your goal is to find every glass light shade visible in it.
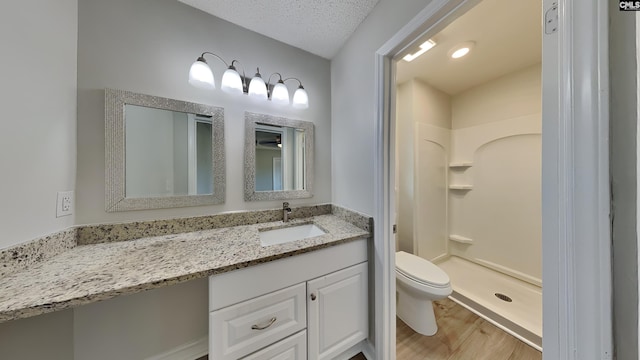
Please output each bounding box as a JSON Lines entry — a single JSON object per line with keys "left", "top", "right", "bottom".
{"left": 248, "top": 75, "right": 268, "bottom": 100}
{"left": 220, "top": 67, "right": 243, "bottom": 94}
{"left": 292, "top": 86, "right": 309, "bottom": 109}
{"left": 188, "top": 59, "right": 215, "bottom": 89}
{"left": 271, "top": 82, "right": 289, "bottom": 106}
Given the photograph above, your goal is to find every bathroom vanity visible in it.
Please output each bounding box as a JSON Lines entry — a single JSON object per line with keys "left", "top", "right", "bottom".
{"left": 0, "top": 207, "right": 371, "bottom": 359}
{"left": 209, "top": 238, "right": 368, "bottom": 360}
{"left": 0, "top": 88, "right": 371, "bottom": 359}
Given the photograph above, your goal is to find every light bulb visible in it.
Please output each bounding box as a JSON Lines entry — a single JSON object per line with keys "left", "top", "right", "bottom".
{"left": 220, "top": 66, "right": 243, "bottom": 94}
{"left": 248, "top": 70, "right": 268, "bottom": 100}
{"left": 451, "top": 48, "right": 470, "bottom": 59}
{"left": 292, "top": 86, "right": 309, "bottom": 109}
{"left": 188, "top": 57, "right": 215, "bottom": 89}
{"left": 271, "top": 81, "right": 289, "bottom": 106}
{"left": 402, "top": 39, "right": 437, "bottom": 62}
{"left": 448, "top": 41, "right": 475, "bottom": 59}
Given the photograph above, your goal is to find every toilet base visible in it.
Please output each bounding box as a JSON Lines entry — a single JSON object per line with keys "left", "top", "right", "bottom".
{"left": 397, "top": 289, "right": 438, "bottom": 336}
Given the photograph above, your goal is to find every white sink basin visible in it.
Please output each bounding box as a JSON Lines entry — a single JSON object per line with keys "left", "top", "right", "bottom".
{"left": 259, "top": 223, "right": 326, "bottom": 246}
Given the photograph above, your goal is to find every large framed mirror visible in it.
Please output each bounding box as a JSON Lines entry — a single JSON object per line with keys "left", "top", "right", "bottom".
{"left": 105, "top": 89, "right": 225, "bottom": 211}
{"left": 244, "top": 112, "right": 314, "bottom": 201}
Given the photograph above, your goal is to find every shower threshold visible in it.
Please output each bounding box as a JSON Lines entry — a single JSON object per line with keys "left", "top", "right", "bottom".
{"left": 436, "top": 256, "right": 542, "bottom": 350}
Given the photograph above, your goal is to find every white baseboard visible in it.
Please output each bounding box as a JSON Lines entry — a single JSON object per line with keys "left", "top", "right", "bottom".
{"left": 143, "top": 336, "right": 373, "bottom": 360}
{"left": 334, "top": 340, "right": 369, "bottom": 360}
{"left": 361, "top": 340, "right": 375, "bottom": 360}
{"left": 145, "top": 336, "right": 208, "bottom": 360}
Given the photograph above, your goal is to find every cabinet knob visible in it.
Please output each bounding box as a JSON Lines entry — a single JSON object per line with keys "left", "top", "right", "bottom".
{"left": 310, "top": 293, "right": 317, "bottom": 301}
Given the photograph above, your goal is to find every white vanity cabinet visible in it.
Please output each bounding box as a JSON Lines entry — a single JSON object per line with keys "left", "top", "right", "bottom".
{"left": 209, "top": 238, "right": 369, "bottom": 360}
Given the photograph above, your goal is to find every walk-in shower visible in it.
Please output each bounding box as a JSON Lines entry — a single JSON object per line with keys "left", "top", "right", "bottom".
{"left": 396, "top": 63, "right": 542, "bottom": 349}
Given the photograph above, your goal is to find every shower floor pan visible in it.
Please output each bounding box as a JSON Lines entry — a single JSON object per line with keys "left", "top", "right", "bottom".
{"left": 437, "top": 256, "right": 542, "bottom": 350}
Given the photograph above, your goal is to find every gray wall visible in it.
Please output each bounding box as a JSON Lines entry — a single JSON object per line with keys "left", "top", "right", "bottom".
{"left": 609, "top": 6, "right": 639, "bottom": 360}
{"left": 74, "top": 279, "right": 208, "bottom": 360}
{"left": 0, "top": 0, "right": 77, "bottom": 250}
{"left": 331, "top": 0, "right": 435, "bottom": 215}
{"left": 76, "top": 0, "right": 332, "bottom": 225}
{"left": 0, "top": 310, "right": 74, "bottom": 360}
{"left": 0, "top": 1, "right": 77, "bottom": 356}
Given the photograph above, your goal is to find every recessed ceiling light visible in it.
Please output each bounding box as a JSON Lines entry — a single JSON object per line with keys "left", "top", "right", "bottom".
{"left": 451, "top": 48, "right": 470, "bottom": 58}
{"left": 403, "top": 39, "right": 437, "bottom": 62}
{"left": 448, "top": 41, "right": 475, "bottom": 59}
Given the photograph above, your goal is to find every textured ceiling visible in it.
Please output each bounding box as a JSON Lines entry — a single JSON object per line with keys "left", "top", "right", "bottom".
{"left": 178, "top": 0, "right": 380, "bottom": 59}
{"left": 396, "top": 0, "right": 541, "bottom": 95}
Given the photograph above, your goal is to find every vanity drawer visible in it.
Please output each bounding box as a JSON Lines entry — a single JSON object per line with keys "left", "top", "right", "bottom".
{"left": 209, "top": 283, "right": 307, "bottom": 360}
{"left": 241, "top": 330, "right": 306, "bottom": 360}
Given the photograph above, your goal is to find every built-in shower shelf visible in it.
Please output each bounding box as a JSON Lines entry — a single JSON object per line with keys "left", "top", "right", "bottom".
{"left": 449, "top": 235, "right": 473, "bottom": 244}
{"left": 449, "top": 185, "right": 473, "bottom": 190}
{"left": 449, "top": 162, "right": 473, "bottom": 168}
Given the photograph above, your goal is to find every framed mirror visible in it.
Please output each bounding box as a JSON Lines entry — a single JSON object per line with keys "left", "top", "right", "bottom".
{"left": 244, "top": 112, "right": 314, "bottom": 201}
{"left": 105, "top": 89, "right": 225, "bottom": 211}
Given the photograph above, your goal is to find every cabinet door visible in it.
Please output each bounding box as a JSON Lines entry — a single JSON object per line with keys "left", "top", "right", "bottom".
{"left": 307, "top": 262, "right": 368, "bottom": 360}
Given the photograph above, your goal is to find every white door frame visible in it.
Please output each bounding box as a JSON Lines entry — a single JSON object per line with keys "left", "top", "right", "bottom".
{"left": 373, "top": 1, "right": 611, "bottom": 359}
{"left": 637, "top": 12, "right": 640, "bottom": 358}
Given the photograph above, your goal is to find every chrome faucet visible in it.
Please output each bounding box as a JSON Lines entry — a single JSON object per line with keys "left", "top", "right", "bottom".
{"left": 283, "top": 202, "right": 292, "bottom": 222}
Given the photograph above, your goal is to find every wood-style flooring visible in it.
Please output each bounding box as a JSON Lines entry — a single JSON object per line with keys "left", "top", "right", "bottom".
{"left": 395, "top": 298, "right": 541, "bottom": 360}
{"left": 200, "top": 299, "right": 540, "bottom": 360}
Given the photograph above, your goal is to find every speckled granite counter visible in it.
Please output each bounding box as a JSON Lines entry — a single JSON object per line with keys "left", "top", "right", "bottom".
{"left": 0, "top": 214, "right": 369, "bottom": 323}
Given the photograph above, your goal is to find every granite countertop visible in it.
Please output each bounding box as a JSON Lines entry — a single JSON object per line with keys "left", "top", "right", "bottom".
{"left": 0, "top": 214, "right": 369, "bottom": 323}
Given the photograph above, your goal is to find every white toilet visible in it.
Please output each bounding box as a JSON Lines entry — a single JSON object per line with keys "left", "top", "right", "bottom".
{"left": 395, "top": 251, "right": 452, "bottom": 336}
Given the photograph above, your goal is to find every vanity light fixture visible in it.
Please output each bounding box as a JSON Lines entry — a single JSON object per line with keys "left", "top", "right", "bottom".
{"left": 448, "top": 41, "right": 475, "bottom": 59}
{"left": 189, "top": 52, "right": 309, "bottom": 109}
{"left": 403, "top": 39, "right": 437, "bottom": 62}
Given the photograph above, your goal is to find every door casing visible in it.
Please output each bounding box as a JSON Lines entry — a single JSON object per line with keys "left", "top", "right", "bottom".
{"left": 372, "top": 0, "right": 612, "bottom": 359}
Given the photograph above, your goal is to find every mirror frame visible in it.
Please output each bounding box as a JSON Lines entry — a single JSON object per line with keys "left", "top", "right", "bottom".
{"left": 244, "top": 112, "right": 314, "bottom": 201}
{"left": 105, "top": 88, "right": 225, "bottom": 211}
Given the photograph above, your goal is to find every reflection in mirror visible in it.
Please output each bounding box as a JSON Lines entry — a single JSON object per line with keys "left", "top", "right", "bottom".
{"left": 125, "top": 105, "right": 214, "bottom": 197}
{"left": 245, "top": 112, "right": 313, "bottom": 201}
{"left": 255, "top": 124, "right": 306, "bottom": 192}
{"left": 105, "top": 89, "right": 225, "bottom": 212}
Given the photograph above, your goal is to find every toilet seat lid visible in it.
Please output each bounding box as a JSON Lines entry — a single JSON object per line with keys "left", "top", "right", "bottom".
{"left": 396, "top": 251, "right": 450, "bottom": 288}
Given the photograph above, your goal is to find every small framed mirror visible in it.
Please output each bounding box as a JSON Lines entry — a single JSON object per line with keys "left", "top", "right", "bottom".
{"left": 244, "top": 112, "right": 314, "bottom": 201}
{"left": 105, "top": 89, "right": 225, "bottom": 211}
